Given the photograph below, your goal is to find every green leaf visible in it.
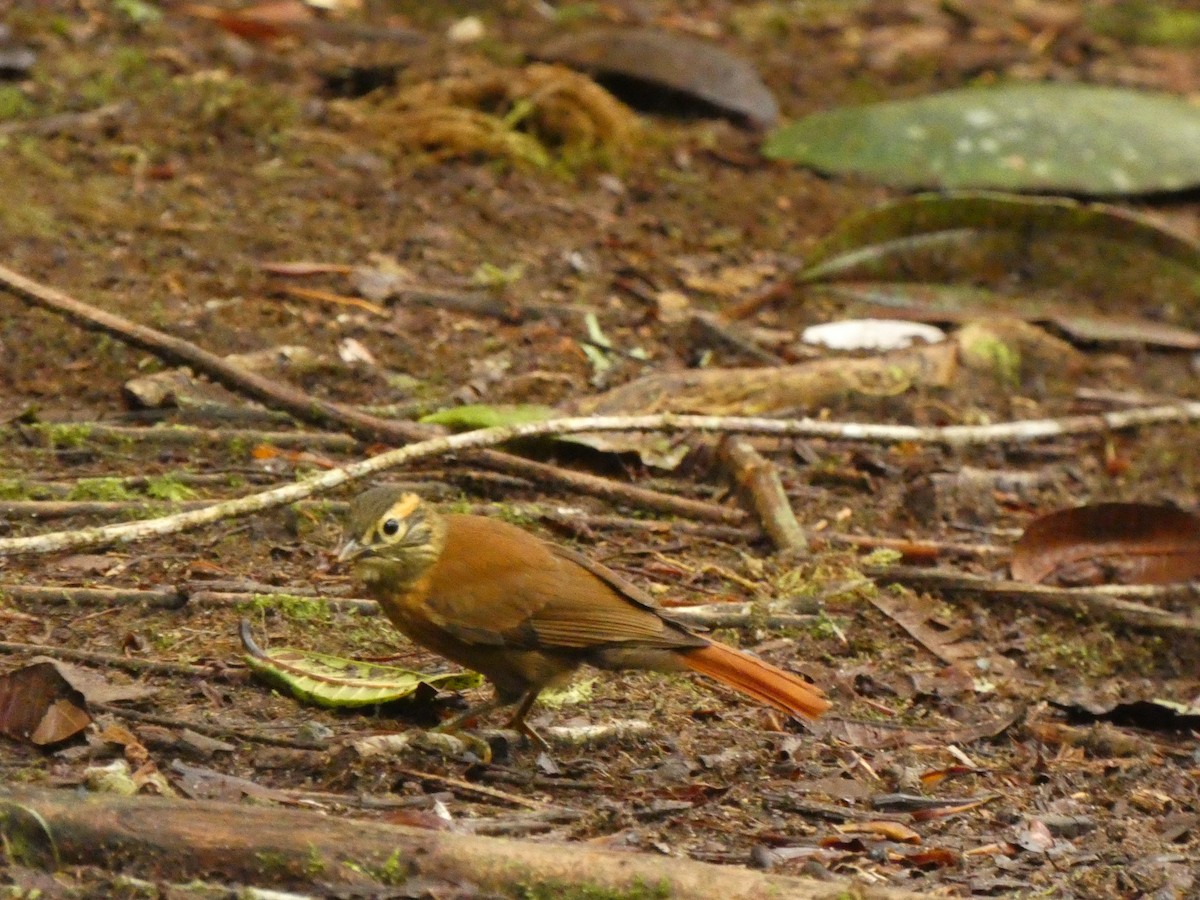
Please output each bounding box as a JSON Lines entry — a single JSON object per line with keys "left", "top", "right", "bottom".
{"left": 796, "top": 192, "right": 1200, "bottom": 318}
{"left": 240, "top": 621, "right": 482, "bottom": 709}
{"left": 420, "top": 404, "right": 557, "bottom": 430}
{"left": 764, "top": 83, "right": 1200, "bottom": 195}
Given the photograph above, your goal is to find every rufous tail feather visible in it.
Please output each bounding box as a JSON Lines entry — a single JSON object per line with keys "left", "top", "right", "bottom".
{"left": 681, "top": 641, "right": 830, "bottom": 721}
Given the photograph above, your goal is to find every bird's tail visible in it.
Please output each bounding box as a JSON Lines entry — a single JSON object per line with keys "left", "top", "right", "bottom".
{"left": 681, "top": 641, "right": 830, "bottom": 721}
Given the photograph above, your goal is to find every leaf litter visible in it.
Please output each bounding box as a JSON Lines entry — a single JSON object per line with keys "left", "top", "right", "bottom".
{"left": 0, "top": 1, "right": 1198, "bottom": 897}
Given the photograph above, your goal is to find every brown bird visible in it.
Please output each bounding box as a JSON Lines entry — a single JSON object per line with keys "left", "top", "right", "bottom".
{"left": 337, "top": 486, "right": 829, "bottom": 748}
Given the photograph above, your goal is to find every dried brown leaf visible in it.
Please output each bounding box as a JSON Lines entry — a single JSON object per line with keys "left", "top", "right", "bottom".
{"left": 538, "top": 27, "right": 778, "bottom": 127}
{"left": 0, "top": 662, "right": 90, "bottom": 746}
{"left": 1011, "top": 502, "right": 1200, "bottom": 585}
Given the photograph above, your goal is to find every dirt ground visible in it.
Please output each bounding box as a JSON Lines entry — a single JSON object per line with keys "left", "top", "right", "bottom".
{"left": 1, "top": 1, "right": 1199, "bottom": 897}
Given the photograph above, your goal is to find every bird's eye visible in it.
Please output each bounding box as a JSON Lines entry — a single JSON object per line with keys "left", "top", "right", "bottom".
{"left": 381, "top": 518, "right": 400, "bottom": 537}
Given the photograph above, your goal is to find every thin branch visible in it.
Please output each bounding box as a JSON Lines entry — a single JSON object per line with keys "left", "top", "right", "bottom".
{"left": 868, "top": 565, "right": 1200, "bottom": 635}
{"left": 3, "top": 406, "right": 1200, "bottom": 557}
{"left": 94, "top": 704, "right": 327, "bottom": 750}
{"left": 0, "top": 583, "right": 184, "bottom": 608}
{"left": 0, "top": 641, "right": 246, "bottom": 680}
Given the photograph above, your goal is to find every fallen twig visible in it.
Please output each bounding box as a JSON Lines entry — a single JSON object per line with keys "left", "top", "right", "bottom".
{"left": 718, "top": 435, "right": 807, "bottom": 555}
{"left": 0, "top": 583, "right": 184, "bottom": 608}
{"left": 0, "top": 580, "right": 377, "bottom": 614}
{"left": 868, "top": 565, "right": 1200, "bottom": 635}
{"left": 93, "top": 703, "right": 327, "bottom": 750}
{"left": 667, "top": 601, "right": 826, "bottom": 631}
{"left": 538, "top": 509, "right": 761, "bottom": 543}
{"left": 5, "top": 407, "right": 1200, "bottom": 557}
{"left": 0, "top": 500, "right": 215, "bottom": 519}
{"left": 0, "top": 641, "right": 245, "bottom": 680}
{"left": 820, "top": 532, "right": 1010, "bottom": 563}
{"left": 390, "top": 284, "right": 593, "bottom": 324}
{"left": 9, "top": 420, "right": 360, "bottom": 451}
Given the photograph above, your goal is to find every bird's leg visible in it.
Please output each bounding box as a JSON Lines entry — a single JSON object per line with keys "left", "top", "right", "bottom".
{"left": 431, "top": 694, "right": 508, "bottom": 735}
{"left": 503, "top": 690, "right": 550, "bottom": 753}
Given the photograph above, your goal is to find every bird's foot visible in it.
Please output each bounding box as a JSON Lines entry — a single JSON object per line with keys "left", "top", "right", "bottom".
{"left": 505, "top": 715, "right": 551, "bottom": 754}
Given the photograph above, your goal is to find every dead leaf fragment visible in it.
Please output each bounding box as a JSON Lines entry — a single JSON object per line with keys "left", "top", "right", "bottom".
{"left": 1011, "top": 503, "right": 1200, "bottom": 585}
{"left": 29, "top": 657, "right": 157, "bottom": 705}
{"left": 0, "top": 662, "right": 91, "bottom": 746}
{"left": 835, "top": 821, "right": 922, "bottom": 844}
{"left": 538, "top": 27, "right": 778, "bottom": 127}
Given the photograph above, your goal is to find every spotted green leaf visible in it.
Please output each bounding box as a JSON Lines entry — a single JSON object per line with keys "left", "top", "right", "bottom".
{"left": 764, "top": 83, "right": 1200, "bottom": 195}
{"left": 241, "top": 621, "right": 482, "bottom": 709}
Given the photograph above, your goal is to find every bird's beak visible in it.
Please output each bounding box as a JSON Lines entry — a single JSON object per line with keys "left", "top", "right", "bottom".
{"left": 335, "top": 538, "right": 368, "bottom": 564}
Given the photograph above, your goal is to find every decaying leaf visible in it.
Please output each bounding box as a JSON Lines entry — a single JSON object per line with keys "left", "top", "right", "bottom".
{"left": 764, "top": 83, "right": 1200, "bottom": 194}
{"left": 795, "top": 193, "right": 1200, "bottom": 316}
{"left": 240, "top": 620, "right": 483, "bottom": 709}
{"left": 1011, "top": 503, "right": 1200, "bottom": 586}
{"left": 0, "top": 662, "right": 91, "bottom": 746}
{"left": 1050, "top": 697, "right": 1200, "bottom": 732}
{"left": 183, "top": 1, "right": 316, "bottom": 43}
{"left": 538, "top": 27, "right": 778, "bottom": 127}
{"left": 27, "top": 657, "right": 156, "bottom": 705}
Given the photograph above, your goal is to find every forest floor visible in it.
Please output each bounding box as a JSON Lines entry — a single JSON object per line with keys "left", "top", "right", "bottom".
{"left": 1, "top": 1, "right": 1198, "bottom": 897}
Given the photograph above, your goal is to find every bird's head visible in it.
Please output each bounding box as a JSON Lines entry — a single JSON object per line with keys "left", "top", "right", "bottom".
{"left": 336, "top": 486, "right": 446, "bottom": 589}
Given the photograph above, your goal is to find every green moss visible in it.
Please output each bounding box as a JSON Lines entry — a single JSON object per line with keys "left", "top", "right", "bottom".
{"left": 0, "top": 86, "right": 34, "bottom": 121}
{"left": 1027, "top": 626, "right": 1120, "bottom": 678}
{"left": 68, "top": 477, "right": 137, "bottom": 501}
{"left": 807, "top": 611, "right": 842, "bottom": 641}
{"left": 79, "top": 47, "right": 166, "bottom": 107}
{"left": 33, "top": 423, "right": 93, "bottom": 449}
{"left": 239, "top": 593, "right": 331, "bottom": 624}
{"left": 373, "top": 849, "right": 407, "bottom": 885}
{"left": 517, "top": 878, "right": 671, "bottom": 900}
{"left": 254, "top": 850, "right": 291, "bottom": 874}
{"left": 169, "top": 73, "right": 298, "bottom": 146}
{"left": 144, "top": 473, "right": 199, "bottom": 501}
{"left": 0, "top": 479, "right": 36, "bottom": 500}
{"left": 304, "top": 843, "right": 327, "bottom": 877}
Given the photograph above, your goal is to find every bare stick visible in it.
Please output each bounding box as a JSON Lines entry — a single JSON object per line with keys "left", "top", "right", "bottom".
{"left": 94, "top": 704, "right": 326, "bottom": 750}
{"left": 0, "top": 583, "right": 184, "bottom": 608}
{"left": 0, "top": 786, "right": 936, "bottom": 899}
{"left": 821, "top": 532, "right": 1010, "bottom": 562}
{"left": 0, "top": 641, "right": 243, "bottom": 679}
{"left": 485, "top": 452, "right": 745, "bottom": 524}
{"left": 718, "top": 436, "right": 808, "bottom": 554}
{"left": 538, "top": 509, "right": 760, "bottom": 543}
{"left": 5, "top": 406, "right": 1200, "bottom": 557}
{"left": 0, "top": 500, "right": 216, "bottom": 519}
{"left": 11, "top": 421, "right": 361, "bottom": 451}
{"left": 868, "top": 565, "right": 1200, "bottom": 635}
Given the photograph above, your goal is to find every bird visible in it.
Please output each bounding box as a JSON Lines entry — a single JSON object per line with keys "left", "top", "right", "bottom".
{"left": 336, "top": 485, "right": 829, "bottom": 749}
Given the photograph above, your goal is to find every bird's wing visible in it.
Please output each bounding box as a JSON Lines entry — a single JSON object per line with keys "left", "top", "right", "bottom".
{"left": 420, "top": 514, "right": 702, "bottom": 651}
